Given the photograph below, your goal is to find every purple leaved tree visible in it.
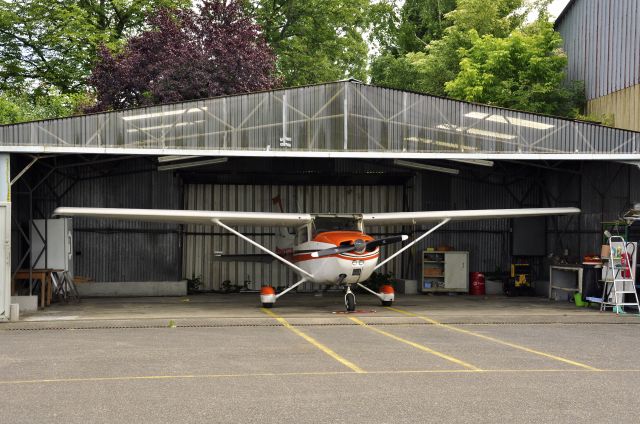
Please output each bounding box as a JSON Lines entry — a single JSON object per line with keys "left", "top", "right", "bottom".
{"left": 88, "top": 0, "right": 279, "bottom": 111}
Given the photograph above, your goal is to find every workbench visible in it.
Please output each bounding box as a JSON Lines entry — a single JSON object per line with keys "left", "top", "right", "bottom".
{"left": 11, "top": 269, "right": 57, "bottom": 308}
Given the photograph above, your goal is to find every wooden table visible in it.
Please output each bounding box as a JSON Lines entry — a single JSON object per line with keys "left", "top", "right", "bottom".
{"left": 12, "top": 269, "right": 56, "bottom": 308}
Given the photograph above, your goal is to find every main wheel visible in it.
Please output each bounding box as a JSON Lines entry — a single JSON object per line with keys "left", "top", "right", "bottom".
{"left": 381, "top": 300, "right": 393, "bottom": 307}
{"left": 345, "top": 292, "right": 356, "bottom": 312}
{"left": 262, "top": 302, "right": 274, "bottom": 308}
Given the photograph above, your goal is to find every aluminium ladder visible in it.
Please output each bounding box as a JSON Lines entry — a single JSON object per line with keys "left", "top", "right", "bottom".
{"left": 600, "top": 236, "right": 639, "bottom": 314}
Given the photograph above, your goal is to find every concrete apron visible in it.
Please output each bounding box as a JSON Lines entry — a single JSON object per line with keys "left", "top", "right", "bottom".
{"left": 1, "top": 293, "right": 639, "bottom": 330}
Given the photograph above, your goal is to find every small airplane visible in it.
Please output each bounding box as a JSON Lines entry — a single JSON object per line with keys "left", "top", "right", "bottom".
{"left": 54, "top": 205, "right": 580, "bottom": 311}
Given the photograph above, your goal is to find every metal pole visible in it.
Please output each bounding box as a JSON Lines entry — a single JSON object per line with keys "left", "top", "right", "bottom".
{"left": 275, "top": 277, "right": 307, "bottom": 299}
{"left": 375, "top": 219, "right": 451, "bottom": 271}
{"left": 0, "top": 154, "right": 10, "bottom": 320}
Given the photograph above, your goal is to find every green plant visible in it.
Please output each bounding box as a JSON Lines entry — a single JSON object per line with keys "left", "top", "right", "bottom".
{"left": 186, "top": 274, "right": 202, "bottom": 294}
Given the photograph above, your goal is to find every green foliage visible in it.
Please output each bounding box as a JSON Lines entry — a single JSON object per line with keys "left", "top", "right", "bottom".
{"left": 372, "top": 0, "right": 527, "bottom": 96}
{"left": 574, "top": 113, "right": 615, "bottom": 127}
{"left": 0, "top": 0, "right": 187, "bottom": 94}
{"left": 444, "top": 19, "right": 583, "bottom": 116}
{"left": 253, "top": 0, "right": 369, "bottom": 86}
{"left": 396, "top": 0, "right": 457, "bottom": 54}
{"left": 0, "top": 89, "right": 91, "bottom": 125}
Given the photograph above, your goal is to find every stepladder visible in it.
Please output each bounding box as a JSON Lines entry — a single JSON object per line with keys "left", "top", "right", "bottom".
{"left": 601, "top": 236, "right": 639, "bottom": 314}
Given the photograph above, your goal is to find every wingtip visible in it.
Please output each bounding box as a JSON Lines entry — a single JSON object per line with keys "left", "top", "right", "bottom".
{"left": 401, "top": 235, "right": 409, "bottom": 241}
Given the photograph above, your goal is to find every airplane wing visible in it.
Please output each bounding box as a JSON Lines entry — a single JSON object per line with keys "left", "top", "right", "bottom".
{"left": 53, "top": 207, "right": 312, "bottom": 227}
{"left": 362, "top": 207, "right": 580, "bottom": 226}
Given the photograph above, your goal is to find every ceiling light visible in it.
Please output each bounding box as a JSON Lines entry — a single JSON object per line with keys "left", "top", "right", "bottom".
{"left": 157, "top": 155, "right": 203, "bottom": 163}
{"left": 393, "top": 159, "right": 459, "bottom": 175}
{"left": 464, "top": 112, "right": 489, "bottom": 119}
{"left": 486, "top": 115, "right": 508, "bottom": 124}
{"left": 122, "top": 107, "right": 207, "bottom": 121}
{"left": 464, "top": 112, "right": 554, "bottom": 130}
{"left": 506, "top": 117, "right": 553, "bottom": 130}
{"left": 448, "top": 159, "right": 494, "bottom": 167}
{"left": 157, "top": 157, "right": 228, "bottom": 171}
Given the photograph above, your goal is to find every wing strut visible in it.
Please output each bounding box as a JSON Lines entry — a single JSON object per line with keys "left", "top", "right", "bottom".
{"left": 212, "top": 219, "right": 314, "bottom": 279}
{"left": 276, "top": 277, "right": 307, "bottom": 299}
{"left": 374, "top": 218, "right": 451, "bottom": 271}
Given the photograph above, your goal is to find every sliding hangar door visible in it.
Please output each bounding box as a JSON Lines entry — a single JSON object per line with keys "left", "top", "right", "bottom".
{"left": 182, "top": 183, "right": 405, "bottom": 292}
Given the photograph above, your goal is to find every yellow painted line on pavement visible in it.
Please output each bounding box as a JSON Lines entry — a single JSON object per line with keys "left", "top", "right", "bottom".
{"left": 349, "top": 316, "right": 482, "bottom": 371}
{"left": 4, "top": 368, "right": 635, "bottom": 386}
{"left": 261, "top": 308, "right": 365, "bottom": 373}
{"left": 387, "top": 307, "right": 600, "bottom": 371}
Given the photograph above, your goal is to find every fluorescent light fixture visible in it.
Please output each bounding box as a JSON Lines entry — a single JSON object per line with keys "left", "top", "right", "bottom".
{"left": 393, "top": 159, "right": 459, "bottom": 175}
{"left": 506, "top": 116, "right": 553, "bottom": 130}
{"left": 448, "top": 159, "right": 494, "bottom": 167}
{"left": 122, "top": 107, "right": 207, "bottom": 121}
{"left": 464, "top": 112, "right": 489, "bottom": 119}
{"left": 467, "top": 128, "right": 516, "bottom": 140}
{"left": 486, "top": 115, "right": 508, "bottom": 124}
{"left": 464, "top": 112, "right": 554, "bottom": 130}
{"left": 157, "top": 157, "right": 228, "bottom": 171}
{"left": 137, "top": 121, "right": 204, "bottom": 132}
{"left": 405, "top": 136, "right": 478, "bottom": 152}
{"left": 157, "top": 155, "right": 203, "bottom": 163}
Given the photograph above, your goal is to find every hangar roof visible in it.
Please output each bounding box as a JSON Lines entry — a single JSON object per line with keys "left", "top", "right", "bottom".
{"left": 1, "top": 80, "right": 638, "bottom": 159}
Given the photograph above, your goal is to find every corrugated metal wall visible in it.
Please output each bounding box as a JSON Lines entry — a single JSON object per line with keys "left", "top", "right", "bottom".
{"left": 14, "top": 156, "right": 639, "bottom": 289}
{"left": 183, "top": 184, "right": 405, "bottom": 291}
{"left": 586, "top": 84, "right": 640, "bottom": 131}
{"left": 557, "top": 0, "right": 640, "bottom": 100}
{"left": 3, "top": 81, "right": 638, "bottom": 156}
{"left": 16, "top": 158, "right": 183, "bottom": 282}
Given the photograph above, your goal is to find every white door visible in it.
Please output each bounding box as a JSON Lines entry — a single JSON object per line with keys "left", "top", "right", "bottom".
{"left": 444, "top": 252, "right": 468, "bottom": 291}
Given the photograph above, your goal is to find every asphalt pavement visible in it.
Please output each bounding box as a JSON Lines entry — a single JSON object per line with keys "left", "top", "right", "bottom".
{"left": 2, "top": 294, "right": 640, "bottom": 423}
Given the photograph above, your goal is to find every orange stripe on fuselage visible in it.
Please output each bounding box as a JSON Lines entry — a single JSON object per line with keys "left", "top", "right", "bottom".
{"left": 313, "top": 231, "right": 375, "bottom": 245}
{"left": 293, "top": 253, "right": 380, "bottom": 263}
{"left": 293, "top": 231, "right": 379, "bottom": 263}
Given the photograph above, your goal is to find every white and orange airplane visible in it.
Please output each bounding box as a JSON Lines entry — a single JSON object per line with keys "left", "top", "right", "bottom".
{"left": 54, "top": 205, "right": 580, "bottom": 311}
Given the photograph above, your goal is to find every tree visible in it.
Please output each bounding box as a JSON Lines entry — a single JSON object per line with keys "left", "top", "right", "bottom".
{"left": 0, "top": 0, "right": 187, "bottom": 94}
{"left": 372, "top": 0, "right": 527, "bottom": 96}
{"left": 0, "top": 89, "right": 90, "bottom": 125}
{"left": 88, "top": 0, "right": 278, "bottom": 111}
{"left": 396, "top": 0, "right": 457, "bottom": 54}
{"left": 444, "top": 18, "right": 584, "bottom": 116}
{"left": 252, "top": 0, "right": 369, "bottom": 86}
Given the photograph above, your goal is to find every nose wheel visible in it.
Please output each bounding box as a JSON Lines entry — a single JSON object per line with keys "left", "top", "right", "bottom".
{"left": 344, "top": 285, "right": 356, "bottom": 312}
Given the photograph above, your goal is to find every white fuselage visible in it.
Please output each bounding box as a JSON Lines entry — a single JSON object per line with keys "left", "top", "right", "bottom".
{"left": 292, "top": 236, "right": 379, "bottom": 285}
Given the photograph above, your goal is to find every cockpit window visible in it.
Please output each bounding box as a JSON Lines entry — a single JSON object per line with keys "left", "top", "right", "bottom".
{"left": 313, "top": 216, "right": 359, "bottom": 234}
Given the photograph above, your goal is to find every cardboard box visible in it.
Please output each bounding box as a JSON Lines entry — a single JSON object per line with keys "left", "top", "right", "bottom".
{"left": 423, "top": 268, "right": 443, "bottom": 277}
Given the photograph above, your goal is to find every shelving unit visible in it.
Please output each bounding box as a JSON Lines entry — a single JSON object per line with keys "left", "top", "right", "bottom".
{"left": 421, "top": 251, "right": 469, "bottom": 293}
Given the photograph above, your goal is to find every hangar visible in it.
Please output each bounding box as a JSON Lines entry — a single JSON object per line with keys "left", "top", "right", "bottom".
{"left": 1, "top": 80, "right": 639, "bottom": 319}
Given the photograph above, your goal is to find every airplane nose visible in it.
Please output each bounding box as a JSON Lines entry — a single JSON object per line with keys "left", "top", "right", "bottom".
{"left": 353, "top": 238, "right": 366, "bottom": 253}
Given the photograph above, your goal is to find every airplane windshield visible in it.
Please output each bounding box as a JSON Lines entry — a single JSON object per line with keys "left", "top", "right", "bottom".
{"left": 313, "top": 216, "right": 359, "bottom": 234}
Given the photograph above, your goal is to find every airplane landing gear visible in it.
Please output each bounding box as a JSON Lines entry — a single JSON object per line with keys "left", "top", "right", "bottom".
{"left": 260, "top": 286, "right": 276, "bottom": 308}
{"left": 344, "top": 285, "right": 356, "bottom": 312}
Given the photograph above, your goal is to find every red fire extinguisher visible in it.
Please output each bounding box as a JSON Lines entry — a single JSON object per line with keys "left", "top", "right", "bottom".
{"left": 621, "top": 252, "right": 630, "bottom": 279}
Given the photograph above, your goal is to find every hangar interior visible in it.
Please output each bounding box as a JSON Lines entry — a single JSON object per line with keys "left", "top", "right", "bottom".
{"left": 2, "top": 80, "right": 640, "bottom": 318}
{"left": 9, "top": 155, "right": 640, "bottom": 295}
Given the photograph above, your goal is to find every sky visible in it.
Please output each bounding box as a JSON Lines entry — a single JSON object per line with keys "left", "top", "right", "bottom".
{"left": 548, "top": 0, "right": 572, "bottom": 20}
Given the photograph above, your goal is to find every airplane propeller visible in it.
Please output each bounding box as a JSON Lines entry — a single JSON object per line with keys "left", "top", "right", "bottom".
{"left": 310, "top": 235, "right": 409, "bottom": 258}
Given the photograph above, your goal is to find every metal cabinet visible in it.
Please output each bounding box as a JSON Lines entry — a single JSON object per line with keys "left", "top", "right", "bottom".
{"left": 421, "top": 251, "right": 469, "bottom": 293}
